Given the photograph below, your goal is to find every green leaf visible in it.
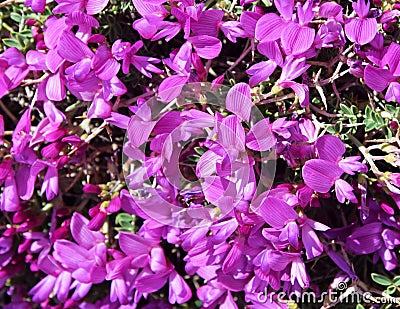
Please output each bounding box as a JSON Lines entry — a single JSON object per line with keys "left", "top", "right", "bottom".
{"left": 10, "top": 12, "right": 22, "bottom": 23}
{"left": 371, "top": 273, "right": 392, "bottom": 286}
{"left": 115, "top": 213, "right": 134, "bottom": 226}
{"left": 261, "top": 0, "right": 272, "bottom": 6}
{"left": 194, "top": 147, "right": 206, "bottom": 156}
{"left": 187, "top": 154, "right": 200, "bottom": 162}
{"left": 385, "top": 104, "right": 396, "bottom": 114}
{"left": 195, "top": 300, "right": 202, "bottom": 308}
{"left": 356, "top": 305, "right": 365, "bottom": 309}
{"left": 364, "top": 119, "right": 375, "bottom": 132}
{"left": 334, "top": 121, "right": 343, "bottom": 133}
{"left": 392, "top": 276, "right": 400, "bottom": 286}
{"left": 340, "top": 104, "right": 353, "bottom": 115}
{"left": 326, "top": 126, "right": 336, "bottom": 134}
{"left": 384, "top": 285, "right": 397, "bottom": 295}
{"left": 365, "top": 105, "right": 373, "bottom": 119}
{"left": 2, "top": 38, "right": 21, "bottom": 49}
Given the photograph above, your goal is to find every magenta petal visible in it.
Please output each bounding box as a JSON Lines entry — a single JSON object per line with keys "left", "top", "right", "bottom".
{"left": 127, "top": 116, "right": 157, "bottom": 147}
{"left": 54, "top": 271, "right": 71, "bottom": 302}
{"left": 303, "top": 159, "right": 343, "bottom": 193}
{"left": 44, "top": 17, "right": 68, "bottom": 50}
{"left": 346, "top": 222, "right": 383, "bottom": 254}
{"left": 383, "top": 43, "right": 400, "bottom": 76}
{"left": 131, "top": 0, "right": 168, "bottom": 17}
{"left": 191, "top": 10, "right": 224, "bottom": 37}
{"left": 226, "top": 82, "right": 252, "bottom": 121}
{"left": 216, "top": 115, "right": 246, "bottom": 152}
{"left": 135, "top": 269, "right": 170, "bottom": 294}
{"left": 158, "top": 75, "right": 188, "bottom": 102}
{"left": 281, "top": 23, "right": 315, "bottom": 56}
{"left": 92, "top": 45, "right": 120, "bottom": 80}
{"left": 86, "top": 0, "right": 109, "bottom": 15}
{"left": 325, "top": 247, "right": 357, "bottom": 279}
{"left": 240, "top": 11, "right": 262, "bottom": 37}
{"left": 46, "top": 71, "right": 66, "bottom": 101}
{"left": 46, "top": 49, "right": 65, "bottom": 73}
{"left": 58, "top": 31, "right": 94, "bottom": 63}
{"left": 70, "top": 212, "right": 105, "bottom": 249}
{"left": 187, "top": 35, "right": 222, "bottom": 59}
{"left": 275, "top": 0, "right": 294, "bottom": 20}
{"left": 247, "top": 61, "right": 277, "bottom": 87}
{"left": 385, "top": 82, "right": 400, "bottom": 102}
{"left": 315, "top": 135, "right": 345, "bottom": 162}
{"left": 169, "top": 270, "right": 192, "bottom": 304}
{"left": 53, "top": 240, "right": 91, "bottom": 269}
{"left": 257, "top": 41, "right": 283, "bottom": 66}
{"left": 345, "top": 18, "right": 377, "bottom": 45}
{"left": 1, "top": 175, "right": 19, "bottom": 212}
{"left": 118, "top": 232, "right": 157, "bottom": 256}
{"left": 335, "top": 179, "right": 357, "bottom": 203}
{"left": 29, "top": 275, "right": 56, "bottom": 302}
{"left": 364, "top": 65, "right": 394, "bottom": 92}
{"left": 246, "top": 119, "right": 276, "bottom": 151}
{"left": 255, "top": 13, "right": 285, "bottom": 42}
{"left": 280, "top": 81, "right": 309, "bottom": 106}
{"left": 302, "top": 224, "right": 323, "bottom": 259}
{"left": 258, "top": 197, "right": 298, "bottom": 229}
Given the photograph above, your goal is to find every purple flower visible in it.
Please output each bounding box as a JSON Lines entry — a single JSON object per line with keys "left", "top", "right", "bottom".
{"left": 53, "top": 0, "right": 109, "bottom": 15}
{"left": 255, "top": 0, "right": 316, "bottom": 56}
{"left": 120, "top": 40, "right": 163, "bottom": 78}
{"left": 303, "top": 135, "right": 367, "bottom": 203}
{"left": 25, "top": 0, "right": 46, "bottom": 12}
{"left": 0, "top": 48, "right": 30, "bottom": 99}
{"left": 364, "top": 42, "right": 400, "bottom": 103}
{"left": 344, "top": 0, "right": 377, "bottom": 45}
{"left": 346, "top": 222, "right": 400, "bottom": 270}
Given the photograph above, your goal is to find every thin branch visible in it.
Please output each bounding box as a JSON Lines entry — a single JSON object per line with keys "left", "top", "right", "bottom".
{"left": 227, "top": 43, "right": 251, "bottom": 72}
{"left": 309, "top": 104, "right": 341, "bottom": 118}
{"left": 0, "top": 0, "right": 25, "bottom": 8}
{"left": 255, "top": 93, "right": 295, "bottom": 105}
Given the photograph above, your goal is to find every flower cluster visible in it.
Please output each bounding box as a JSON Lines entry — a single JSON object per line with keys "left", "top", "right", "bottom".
{"left": 1, "top": 0, "right": 400, "bottom": 308}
